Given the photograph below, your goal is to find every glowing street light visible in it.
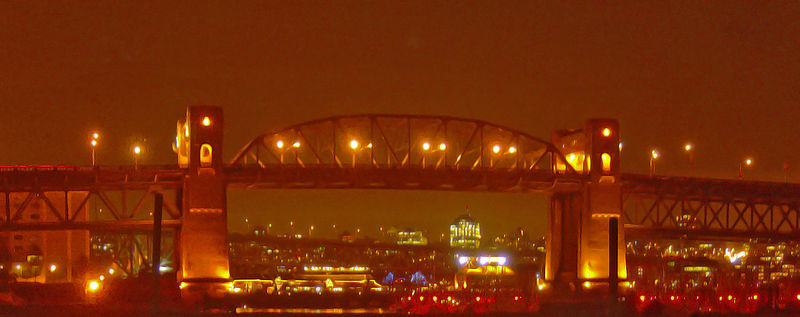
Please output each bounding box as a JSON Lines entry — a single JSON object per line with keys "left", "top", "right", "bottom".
{"left": 49, "top": 264, "right": 56, "bottom": 273}
{"left": 349, "top": 139, "right": 360, "bottom": 167}
{"left": 133, "top": 145, "right": 141, "bottom": 169}
{"left": 602, "top": 128, "right": 611, "bottom": 137}
{"left": 618, "top": 142, "right": 623, "bottom": 152}
{"left": 439, "top": 143, "right": 447, "bottom": 151}
{"left": 684, "top": 143, "right": 694, "bottom": 167}
{"left": 202, "top": 116, "right": 211, "bottom": 126}
{"left": 292, "top": 141, "right": 301, "bottom": 148}
{"left": 508, "top": 146, "right": 516, "bottom": 154}
{"left": 492, "top": 145, "right": 501, "bottom": 154}
{"left": 87, "top": 280, "right": 100, "bottom": 292}
{"left": 739, "top": 158, "right": 753, "bottom": 180}
{"left": 90, "top": 132, "right": 99, "bottom": 167}
{"left": 422, "top": 142, "right": 431, "bottom": 151}
{"left": 276, "top": 140, "right": 285, "bottom": 149}
{"left": 649, "top": 150, "right": 659, "bottom": 177}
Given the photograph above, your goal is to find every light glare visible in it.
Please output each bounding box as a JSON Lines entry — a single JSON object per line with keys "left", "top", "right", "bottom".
{"left": 350, "top": 140, "right": 359, "bottom": 149}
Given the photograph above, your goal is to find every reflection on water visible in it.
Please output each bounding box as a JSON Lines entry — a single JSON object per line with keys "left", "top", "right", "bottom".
{"left": 237, "top": 307, "right": 391, "bottom": 314}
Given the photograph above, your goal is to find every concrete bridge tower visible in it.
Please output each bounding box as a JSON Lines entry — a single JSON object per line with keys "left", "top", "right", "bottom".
{"left": 175, "top": 106, "right": 230, "bottom": 289}
{"left": 545, "top": 119, "right": 626, "bottom": 292}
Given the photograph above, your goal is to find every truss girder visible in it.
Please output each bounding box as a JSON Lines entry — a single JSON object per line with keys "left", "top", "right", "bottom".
{"left": 622, "top": 174, "right": 800, "bottom": 240}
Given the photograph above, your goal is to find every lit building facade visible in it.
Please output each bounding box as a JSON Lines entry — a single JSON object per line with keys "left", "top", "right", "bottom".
{"left": 450, "top": 214, "right": 480, "bottom": 249}
{"left": 2, "top": 192, "right": 89, "bottom": 283}
{"left": 397, "top": 229, "right": 428, "bottom": 246}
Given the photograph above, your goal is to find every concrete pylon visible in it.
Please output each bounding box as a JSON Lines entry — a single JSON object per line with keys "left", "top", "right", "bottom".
{"left": 545, "top": 119, "right": 626, "bottom": 294}
{"left": 176, "top": 106, "right": 230, "bottom": 297}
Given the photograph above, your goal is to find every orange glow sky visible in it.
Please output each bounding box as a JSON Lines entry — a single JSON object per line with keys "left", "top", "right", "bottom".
{"left": 1, "top": 2, "right": 799, "bottom": 238}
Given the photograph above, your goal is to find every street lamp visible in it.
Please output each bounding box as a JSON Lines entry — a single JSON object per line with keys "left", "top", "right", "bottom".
{"left": 349, "top": 139, "right": 360, "bottom": 168}
{"left": 90, "top": 132, "right": 99, "bottom": 167}
{"left": 133, "top": 145, "right": 141, "bottom": 169}
{"left": 275, "top": 140, "right": 285, "bottom": 164}
{"left": 684, "top": 143, "right": 694, "bottom": 167}
{"left": 739, "top": 158, "right": 753, "bottom": 180}
{"left": 649, "top": 150, "right": 659, "bottom": 177}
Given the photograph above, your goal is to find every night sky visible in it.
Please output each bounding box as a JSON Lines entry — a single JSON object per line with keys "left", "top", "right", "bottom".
{"left": 1, "top": 2, "right": 799, "bottom": 239}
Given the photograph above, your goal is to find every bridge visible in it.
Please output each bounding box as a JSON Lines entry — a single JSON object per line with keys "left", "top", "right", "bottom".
{"left": 1, "top": 106, "right": 799, "bottom": 296}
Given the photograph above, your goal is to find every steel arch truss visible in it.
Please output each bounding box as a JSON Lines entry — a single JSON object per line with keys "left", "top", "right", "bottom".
{"left": 622, "top": 174, "right": 800, "bottom": 240}
{"left": 228, "top": 114, "right": 578, "bottom": 191}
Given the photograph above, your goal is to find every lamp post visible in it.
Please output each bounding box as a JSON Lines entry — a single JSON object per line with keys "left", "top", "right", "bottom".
{"left": 350, "top": 139, "right": 359, "bottom": 168}
{"left": 90, "top": 133, "right": 99, "bottom": 167}
{"left": 649, "top": 150, "right": 659, "bottom": 177}
{"left": 133, "top": 145, "right": 141, "bottom": 169}
{"left": 684, "top": 143, "right": 694, "bottom": 167}
{"left": 275, "top": 140, "right": 285, "bottom": 164}
{"left": 739, "top": 158, "right": 752, "bottom": 180}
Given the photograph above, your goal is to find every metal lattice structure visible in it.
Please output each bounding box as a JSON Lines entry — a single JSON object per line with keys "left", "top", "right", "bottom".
{"left": 0, "top": 166, "right": 183, "bottom": 231}
{"left": 0, "top": 166, "right": 183, "bottom": 276}
{"left": 228, "top": 114, "right": 580, "bottom": 191}
{"left": 622, "top": 174, "right": 800, "bottom": 240}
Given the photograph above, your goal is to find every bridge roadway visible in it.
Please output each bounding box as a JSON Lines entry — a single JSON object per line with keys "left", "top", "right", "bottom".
{"left": 0, "top": 165, "right": 799, "bottom": 240}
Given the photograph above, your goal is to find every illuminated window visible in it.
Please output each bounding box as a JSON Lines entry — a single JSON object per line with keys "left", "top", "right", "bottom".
{"left": 200, "top": 144, "right": 213, "bottom": 167}
{"left": 601, "top": 153, "right": 611, "bottom": 172}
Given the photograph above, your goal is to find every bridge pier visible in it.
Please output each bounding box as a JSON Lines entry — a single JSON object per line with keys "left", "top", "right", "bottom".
{"left": 544, "top": 119, "right": 627, "bottom": 297}
{"left": 176, "top": 106, "right": 231, "bottom": 298}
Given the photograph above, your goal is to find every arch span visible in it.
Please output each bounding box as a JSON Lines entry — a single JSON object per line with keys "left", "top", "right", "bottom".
{"left": 227, "top": 114, "right": 580, "bottom": 192}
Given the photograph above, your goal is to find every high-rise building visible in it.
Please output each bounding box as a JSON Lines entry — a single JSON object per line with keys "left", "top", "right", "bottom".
{"left": 3, "top": 192, "right": 89, "bottom": 283}
{"left": 450, "top": 214, "right": 481, "bottom": 249}
{"left": 397, "top": 229, "right": 428, "bottom": 246}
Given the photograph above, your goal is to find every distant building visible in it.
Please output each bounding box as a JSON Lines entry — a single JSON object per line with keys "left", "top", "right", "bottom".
{"left": 385, "top": 226, "right": 399, "bottom": 243}
{"left": 397, "top": 229, "right": 428, "bottom": 246}
{"left": 450, "top": 214, "right": 481, "bottom": 249}
{"left": 340, "top": 231, "right": 354, "bottom": 243}
{"left": 492, "top": 227, "right": 533, "bottom": 251}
